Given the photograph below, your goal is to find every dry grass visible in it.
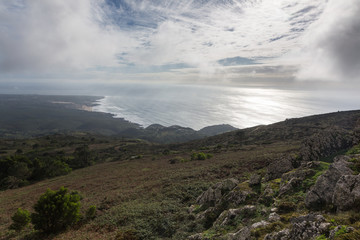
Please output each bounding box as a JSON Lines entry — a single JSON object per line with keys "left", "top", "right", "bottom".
{"left": 0, "top": 138, "right": 298, "bottom": 239}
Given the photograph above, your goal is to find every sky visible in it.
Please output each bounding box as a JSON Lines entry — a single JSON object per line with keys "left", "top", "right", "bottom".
{"left": 0, "top": 0, "right": 359, "bottom": 88}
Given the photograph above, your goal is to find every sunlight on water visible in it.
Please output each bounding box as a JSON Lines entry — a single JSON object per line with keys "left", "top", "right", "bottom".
{"left": 93, "top": 83, "right": 360, "bottom": 130}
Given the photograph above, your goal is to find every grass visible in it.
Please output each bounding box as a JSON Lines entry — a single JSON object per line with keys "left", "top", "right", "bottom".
{"left": 0, "top": 133, "right": 299, "bottom": 239}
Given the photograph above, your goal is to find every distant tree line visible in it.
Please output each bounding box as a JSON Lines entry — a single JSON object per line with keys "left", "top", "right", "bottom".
{"left": 0, "top": 145, "right": 93, "bottom": 190}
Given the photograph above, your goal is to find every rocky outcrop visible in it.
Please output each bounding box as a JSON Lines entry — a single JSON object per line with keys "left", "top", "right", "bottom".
{"left": 278, "top": 161, "right": 319, "bottom": 197}
{"left": 189, "top": 154, "right": 360, "bottom": 240}
{"left": 249, "top": 174, "right": 262, "bottom": 186}
{"left": 258, "top": 184, "right": 275, "bottom": 205}
{"left": 333, "top": 174, "right": 360, "bottom": 211}
{"left": 265, "top": 158, "right": 293, "bottom": 181}
{"left": 278, "top": 178, "right": 302, "bottom": 197}
{"left": 265, "top": 214, "right": 329, "bottom": 240}
{"left": 214, "top": 205, "right": 256, "bottom": 227}
{"left": 268, "top": 212, "right": 280, "bottom": 222}
{"left": 300, "top": 128, "right": 354, "bottom": 162}
{"left": 226, "top": 226, "right": 251, "bottom": 240}
{"left": 281, "top": 162, "right": 318, "bottom": 181}
{"left": 188, "top": 233, "right": 208, "bottom": 240}
{"left": 225, "top": 221, "right": 270, "bottom": 240}
{"left": 196, "top": 178, "right": 239, "bottom": 207}
{"left": 305, "top": 155, "right": 352, "bottom": 209}
{"left": 264, "top": 229, "right": 290, "bottom": 240}
{"left": 223, "top": 185, "right": 256, "bottom": 207}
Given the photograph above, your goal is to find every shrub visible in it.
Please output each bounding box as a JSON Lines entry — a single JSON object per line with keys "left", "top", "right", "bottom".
{"left": 86, "top": 205, "right": 97, "bottom": 220}
{"left": 335, "top": 226, "right": 348, "bottom": 238}
{"left": 9, "top": 208, "right": 31, "bottom": 231}
{"left": 191, "top": 152, "right": 213, "bottom": 161}
{"left": 346, "top": 144, "right": 360, "bottom": 155}
{"left": 315, "top": 235, "right": 327, "bottom": 240}
{"left": 31, "top": 187, "right": 81, "bottom": 233}
{"left": 169, "top": 156, "right": 185, "bottom": 164}
{"left": 337, "top": 229, "right": 360, "bottom": 240}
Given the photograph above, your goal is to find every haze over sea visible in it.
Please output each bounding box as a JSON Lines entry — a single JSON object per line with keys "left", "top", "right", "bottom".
{"left": 92, "top": 83, "right": 360, "bottom": 130}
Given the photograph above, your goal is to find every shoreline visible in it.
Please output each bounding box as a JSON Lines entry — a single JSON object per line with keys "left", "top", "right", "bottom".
{"left": 51, "top": 101, "right": 94, "bottom": 112}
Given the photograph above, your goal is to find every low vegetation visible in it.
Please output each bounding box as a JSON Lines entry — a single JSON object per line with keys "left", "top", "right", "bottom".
{"left": 1, "top": 109, "right": 360, "bottom": 239}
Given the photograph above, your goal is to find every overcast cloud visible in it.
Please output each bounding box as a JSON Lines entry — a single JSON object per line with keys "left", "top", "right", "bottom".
{"left": 295, "top": 0, "right": 360, "bottom": 81}
{"left": 0, "top": 0, "right": 358, "bottom": 84}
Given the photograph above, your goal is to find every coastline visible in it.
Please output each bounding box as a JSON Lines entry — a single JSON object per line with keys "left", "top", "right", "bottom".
{"left": 51, "top": 96, "right": 104, "bottom": 113}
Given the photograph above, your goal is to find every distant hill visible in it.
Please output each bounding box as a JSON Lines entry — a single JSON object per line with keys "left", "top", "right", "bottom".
{"left": 0, "top": 94, "right": 237, "bottom": 143}
{"left": 198, "top": 124, "right": 237, "bottom": 136}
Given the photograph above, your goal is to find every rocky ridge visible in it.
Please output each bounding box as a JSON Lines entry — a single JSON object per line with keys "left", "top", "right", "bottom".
{"left": 187, "top": 146, "right": 360, "bottom": 239}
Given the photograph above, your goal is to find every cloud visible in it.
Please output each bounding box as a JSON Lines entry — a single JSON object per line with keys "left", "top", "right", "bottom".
{"left": 0, "top": 0, "right": 136, "bottom": 74}
{"left": 296, "top": 0, "right": 360, "bottom": 81}
{"left": 1, "top": 0, "right": 346, "bottom": 85}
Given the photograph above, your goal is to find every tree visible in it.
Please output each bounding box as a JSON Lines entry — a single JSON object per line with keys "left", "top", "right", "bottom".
{"left": 71, "top": 145, "right": 92, "bottom": 169}
{"left": 9, "top": 208, "right": 31, "bottom": 232}
{"left": 31, "top": 187, "right": 81, "bottom": 233}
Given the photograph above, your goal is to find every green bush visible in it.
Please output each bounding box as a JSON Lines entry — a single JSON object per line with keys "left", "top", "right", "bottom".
{"left": 31, "top": 187, "right": 81, "bottom": 233}
{"left": 337, "top": 229, "right": 360, "bottom": 240}
{"left": 335, "top": 226, "right": 349, "bottom": 238}
{"left": 191, "top": 152, "right": 213, "bottom": 161}
{"left": 315, "top": 235, "right": 328, "bottom": 240}
{"left": 346, "top": 144, "right": 360, "bottom": 155}
{"left": 9, "top": 208, "right": 31, "bottom": 231}
{"left": 86, "top": 205, "right": 97, "bottom": 220}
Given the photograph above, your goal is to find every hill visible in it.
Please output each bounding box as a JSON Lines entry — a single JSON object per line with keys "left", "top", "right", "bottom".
{"left": 0, "top": 110, "right": 360, "bottom": 239}
{"left": 0, "top": 94, "right": 236, "bottom": 143}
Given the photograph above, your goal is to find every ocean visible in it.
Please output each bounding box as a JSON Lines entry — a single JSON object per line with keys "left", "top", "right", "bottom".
{"left": 92, "top": 83, "right": 360, "bottom": 130}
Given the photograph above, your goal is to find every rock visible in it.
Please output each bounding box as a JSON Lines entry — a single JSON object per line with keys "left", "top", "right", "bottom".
{"left": 290, "top": 214, "right": 325, "bottom": 224}
{"left": 264, "top": 229, "right": 290, "bottom": 240}
{"left": 251, "top": 220, "right": 269, "bottom": 229}
{"left": 278, "top": 161, "right": 320, "bottom": 197}
{"left": 270, "top": 208, "right": 278, "bottom": 212}
{"left": 319, "top": 222, "right": 331, "bottom": 232}
{"left": 258, "top": 184, "right": 275, "bottom": 205}
{"left": 305, "top": 156, "right": 352, "bottom": 209}
{"left": 268, "top": 212, "right": 281, "bottom": 222}
{"left": 288, "top": 214, "right": 327, "bottom": 240}
{"left": 241, "top": 205, "right": 257, "bottom": 217}
{"left": 278, "top": 177, "right": 302, "bottom": 196}
{"left": 333, "top": 174, "right": 360, "bottom": 211}
{"left": 226, "top": 227, "right": 251, "bottom": 240}
{"left": 196, "top": 178, "right": 239, "bottom": 207}
{"left": 281, "top": 164, "right": 317, "bottom": 182}
{"left": 188, "top": 233, "right": 209, "bottom": 240}
{"left": 188, "top": 205, "right": 197, "bottom": 214}
{"left": 300, "top": 128, "right": 353, "bottom": 162}
{"left": 265, "top": 214, "right": 327, "bottom": 240}
{"left": 260, "top": 208, "right": 268, "bottom": 216}
{"left": 214, "top": 206, "right": 257, "bottom": 227}
{"left": 223, "top": 186, "right": 256, "bottom": 206}
{"left": 214, "top": 209, "right": 241, "bottom": 227}
{"left": 249, "top": 174, "right": 262, "bottom": 186}
{"left": 196, "top": 207, "right": 216, "bottom": 221}
{"left": 265, "top": 158, "right": 294, "bottom": 181}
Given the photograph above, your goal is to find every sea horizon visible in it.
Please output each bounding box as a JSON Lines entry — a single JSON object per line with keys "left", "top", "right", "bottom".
{"left": 91, "top": 83, "right": 360, "bottom": 130}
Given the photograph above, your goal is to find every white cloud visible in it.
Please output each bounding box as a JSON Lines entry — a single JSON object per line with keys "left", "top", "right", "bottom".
{"left": 0, "top": 0, "right": 136, "bottom": 74}
{"left": 3, "top": 0, "right": 356, "bottom": 85}
{"left": 295, "top": 0, "right": 360, "bottom": 81}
